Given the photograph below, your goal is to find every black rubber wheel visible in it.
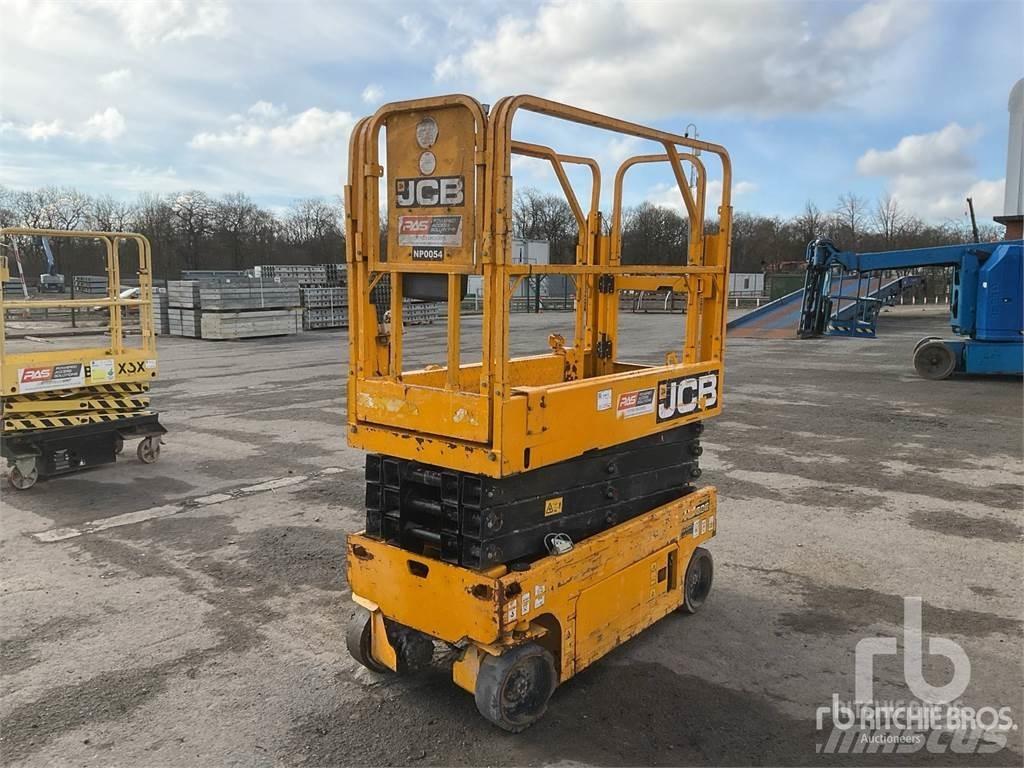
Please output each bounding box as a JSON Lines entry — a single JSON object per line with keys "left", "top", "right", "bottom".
{"left": 114, "top": 436, "right": 124, "bottom": 455}
{"left": 393, "top": 626, "right": 434, "bottom": 674}
{"left": 680, "top": 546, "right": 714, "bottom": 614}
{"left": 8, "top": 464, "right": 39, "bottom": 490}
{"left": 137, "top": 436, "right": 161, "bottom": 464}
{"left": 913, "top": 336, "right": 941, "bottom": 354}
{"left": 913, "top": 340, "right": 956, "bottom": 380}
{"left": 346, "top": 611, "right": 390, "bottom": 674}
{"left": 474, "top": 643, "right": 557, "bottom": 733}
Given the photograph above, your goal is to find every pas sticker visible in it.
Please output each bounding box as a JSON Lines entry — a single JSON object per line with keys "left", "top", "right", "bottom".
{"left": 397, "top": 215, "right": 463, "bottom": 247}
{"left": 17, "top": 363, "right": 85, "bottom": 394}
{"left": 616, "top": 388, "right": 655, "bottom": 419}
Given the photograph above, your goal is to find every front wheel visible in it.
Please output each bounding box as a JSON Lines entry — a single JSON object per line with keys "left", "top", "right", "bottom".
{"left": 475, "top": 643, "right": 557, "bottom": 733}
{"left": 680, "top": 547, "right": 714, "bottom": 614}
{"left": 137, "top": 436, "right": 161, "bottom": 464}
{"left": 9, "top": 463, "right": 39, "bottom": 490}
{"left": 914, "top": 340, "right": 956, "bottom": 380}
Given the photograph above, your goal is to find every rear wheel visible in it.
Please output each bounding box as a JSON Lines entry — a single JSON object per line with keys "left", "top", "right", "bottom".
{"left": 913, "top": 336, "right": 941, "bottom": 354}
{"left": 475, "top": 643, "right": 557, "bottom": 733}
{"left": 914, "top": 340, "right": 956, "bottom": 380}
{"left": 680, "top": 547, "right": 714, "bottom": 614}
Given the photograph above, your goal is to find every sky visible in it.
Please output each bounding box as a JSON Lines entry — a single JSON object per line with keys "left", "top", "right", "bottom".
{"left": 1, "top": 0, "right": 1022, "bottom": 226}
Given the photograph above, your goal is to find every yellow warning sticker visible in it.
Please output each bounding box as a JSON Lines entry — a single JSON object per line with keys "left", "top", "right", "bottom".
{"left": 544, "top": 497, "right": 563, "bottom": 517}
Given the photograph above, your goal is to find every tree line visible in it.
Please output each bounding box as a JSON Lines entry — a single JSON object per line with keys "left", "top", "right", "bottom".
{"left": 512, "top": 188, "right": 1003, "bottom": 272}
{"left": 0, "top": 186, "right": 344, "bottom": 281}
{"left": 0, "top": 184, "right": 1003, "bottom": 281}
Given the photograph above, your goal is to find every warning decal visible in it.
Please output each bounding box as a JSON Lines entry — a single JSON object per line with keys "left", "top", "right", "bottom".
{"left": 397, "top": 215, "right": 463, "bottom": 247}
{"left": 90, "top": 359, "right": 116, "bottom": 383}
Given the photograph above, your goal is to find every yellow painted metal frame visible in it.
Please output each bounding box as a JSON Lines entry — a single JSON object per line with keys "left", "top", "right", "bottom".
{"left": 345, "top": 95, "right": 732, "bottom": 477}
{"left": 348, "top": 485, "right": 718, "bottom": 687}
{"left": 1, "top": 228, "right": 158, "bottom": 404}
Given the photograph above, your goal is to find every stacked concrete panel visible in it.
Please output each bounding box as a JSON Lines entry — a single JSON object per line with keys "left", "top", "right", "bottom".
{"left": 73, "top": 275, "right": 110, "bottom": 295}
{"left": 166, "top": 277, "right": 303, "bottom": 340}
{"left": 300, "top": 286, "right": 348, "bottom": 329}
{"left": 152, "top": 289, "right": 170, "bottom": 335}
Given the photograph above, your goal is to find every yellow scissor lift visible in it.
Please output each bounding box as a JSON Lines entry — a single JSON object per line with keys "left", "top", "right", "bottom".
{"left": 1, "top": 229, "right": 165, "bottom": 489}
{"left": 344, "top": 95, "right": 731, "bottom": 730}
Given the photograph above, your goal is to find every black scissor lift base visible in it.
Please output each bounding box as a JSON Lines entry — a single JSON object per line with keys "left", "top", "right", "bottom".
{"left": 1, "top": 413, "right": 166, "bottom": 489}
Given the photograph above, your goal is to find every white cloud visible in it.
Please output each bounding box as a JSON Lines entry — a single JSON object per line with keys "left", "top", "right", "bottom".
{"left": 647, "top": 178, "right": 757, "bottom": 216}
{"left": 25, "top": 120, "right": 65, "bottom": 141}
{"left": 6, "top": 109, "right": 125, "bottom": 142}
{"left": 79, "top": 107, "right": 127, "bottom": 141}
{"left": 836, "top": 0, "right": 927, "bottom": 50}
{"left": 856, "top": 123, "right": 981, "bottom": 176}
{"left": 437, "top": 0, "right": 930, "bottom": 117}
{"left": 362, "top": 84, "right": 384, "bottom": 105}
{"left": 857, "top": 123, "right": 1003, "bottom": 220}
{"left": 92, "top": 0, "right": 231, "bottom": 47}
{"left": 98, "top": 68, "right": 132, "bottom": 90}
{"left": 399, "top": 14, "right": 426, "bottom": 45}
{"left": 247, "top": 101, "right": 286, "bottom": 120}
{"left": 190, "top": 104, "right": 355, "bottom": 153}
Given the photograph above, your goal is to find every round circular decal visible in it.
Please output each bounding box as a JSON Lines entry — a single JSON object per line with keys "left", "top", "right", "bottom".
{"left": 415, "top": 117, "right": 439, "bottom": 148}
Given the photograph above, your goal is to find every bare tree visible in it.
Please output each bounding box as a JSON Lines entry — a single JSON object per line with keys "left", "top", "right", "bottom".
{"left": 511, "top": 188, "right": 578, "bottom": 263}
{"left": 90, "top": 195, "right": 137, "bottom": 232}
{"left": 873, "top": 194, "right": 905, "bottom": 247}
{"left": 833, "top": 192, "right": 868, "bottom": 249}
{"left": 794, "top": 200, "right": 825, "bottom": 244}
{"left": 170, "top": 191, "right": 215, "bottom": 271}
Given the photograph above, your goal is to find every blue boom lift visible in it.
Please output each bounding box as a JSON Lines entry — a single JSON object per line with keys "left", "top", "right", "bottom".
{"left": 799, "top": 238, "right": 1024, "bottom": 379}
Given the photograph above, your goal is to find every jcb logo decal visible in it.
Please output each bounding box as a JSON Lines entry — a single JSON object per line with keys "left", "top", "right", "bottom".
{"left": 118, "top": 361, "right": 146, "bottom": 375}
{"left": 395, "top": 176, "right": 464, "bottom": 208}
{"left": 656, "top": 371, "right": 719, "bottom": 422}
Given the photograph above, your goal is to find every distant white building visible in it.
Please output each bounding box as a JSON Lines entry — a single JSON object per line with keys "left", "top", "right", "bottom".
{"left": 728, "top": 273, "right": 764, "bottom": 296}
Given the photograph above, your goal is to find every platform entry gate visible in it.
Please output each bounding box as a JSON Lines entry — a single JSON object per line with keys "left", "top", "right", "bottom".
{"left": 345, "top": 95, "right": 733, "bottom": 479}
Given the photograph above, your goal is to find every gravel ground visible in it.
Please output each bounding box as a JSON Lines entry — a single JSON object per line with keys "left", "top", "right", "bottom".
{"left": 1, "top": 306, "right": 1021, "bottom": 767}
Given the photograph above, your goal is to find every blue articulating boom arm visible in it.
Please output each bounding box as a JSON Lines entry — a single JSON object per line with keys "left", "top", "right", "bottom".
{"left": 799, "top": 238, "right": 1020, "bottom": 337}
{"left": 799, "top": 237, "right": 1024, "bottom": 379}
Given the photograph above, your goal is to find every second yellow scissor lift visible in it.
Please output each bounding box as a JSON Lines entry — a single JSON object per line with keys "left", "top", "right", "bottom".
{"left": 343, "top": 94, "right": 731, "bottom": 730}
{"left": 1, "top": 229, "right": 165, "bottom": 489}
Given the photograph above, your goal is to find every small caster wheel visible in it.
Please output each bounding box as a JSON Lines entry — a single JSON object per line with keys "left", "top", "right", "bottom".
{"left": 114, "top": 436, "right": 124, "bottom": 454}
{"left": 474, "top": 642, "right": 557, "bottom": 733}
{"left": 346, "top": 611, "right": 389, "bottom": 673}
{"left": 137, "top": 436, "right": 161, "bottom": 464}
{"left": 392, "top": 625, "right": 434, "bottom": 674}
{"left": 9, "top": 464, "right": 39, "bottom": 490}
{"left": 680, "top": 546, "right": 713, "bottom": 614}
